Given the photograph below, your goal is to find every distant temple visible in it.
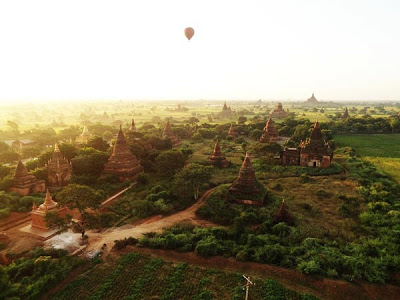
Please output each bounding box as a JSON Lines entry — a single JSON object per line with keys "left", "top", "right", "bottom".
{"left": 208, "top": 140, "right": 229, "bottom": 167}
{"left": 8, "top": 161, "right": 46, "bottom": 196}
{"left": 103, "top": 126, "right": 144, "bottom": 181}
{"left": 269, "top": 103, "right": 288, "bottom": 118}
{"left": 129, "top": 119, "right": 137, "bottom": 132}
{"left": 260, "top": 117, "right": 279, "bottom": 143}
{"left": 46, "top": 144, "right": 72, "bottom": 190}
{"left": 274, "top": 199, "right": 293, "bottom": 225}
{"left": 281, "top": 120, "right": 332, "bottom": 168}
{"left": 31, "top": 189, "right": 67, "bottom": 231}
{"left": 342, "top": 107, "right": 350, "bottom": 120}
{"left": 305, "top": 93, "right": 318, "bottom": 104}
{"left": 75, "top": 125, "right": 92, "bottom": 145}
{"left": 227, "top": 153, "right": 264, "bottom": 206}
{"left": 219, "top": 102, "right": 234, "bottom": 118}
{"left": 227, "top": 124, "right": 237, "bottom": 137}
{"left": 162, "top": 119, "right": 180, "bottom": 146}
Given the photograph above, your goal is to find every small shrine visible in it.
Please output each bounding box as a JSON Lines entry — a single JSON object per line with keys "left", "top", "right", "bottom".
{"left": 129, "top": 119, "right": 137, "bottom": 132}
{"left": 208, "top": 140, "right": 229, "bottom": 167}
{"left": 31, "top": 189, "right": 67, "bottom": 231}
{"left": 274, "top": 199, "right": 293, "bottom": 225}
{"left": 227, "top": 124, "right": 237, "bottom": 137}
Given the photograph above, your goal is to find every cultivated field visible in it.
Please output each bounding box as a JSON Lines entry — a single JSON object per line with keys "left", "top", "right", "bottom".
{"left": 52, "top": 252, "right": 314, "bottom": 300}
{"left": 335, "top": 134, "right": 400, "bottom": 183}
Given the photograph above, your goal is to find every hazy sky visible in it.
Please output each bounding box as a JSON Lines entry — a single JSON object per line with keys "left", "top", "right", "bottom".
{"left": 0, "top": 0, "right": 399, "bottom": 103}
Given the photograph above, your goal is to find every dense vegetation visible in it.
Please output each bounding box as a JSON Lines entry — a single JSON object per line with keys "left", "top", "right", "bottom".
{"left": 52, "top": 252, "right": 318, "bottom": 300}
{"left": 0, "top": 248, "right": 85, "bottom": 300}
{"left": 137, "top": 150, "right": 400, "bottom": 283}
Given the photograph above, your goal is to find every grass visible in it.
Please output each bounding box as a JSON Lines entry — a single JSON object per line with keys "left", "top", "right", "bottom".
{"left": 264, "top": 175, "right": 362, "bottom": 242}
{"left": 335, "top": 134, "right": 400, "bottom": 183}
{"left": 53, "top": 252, "right": 317, "bottom": 300}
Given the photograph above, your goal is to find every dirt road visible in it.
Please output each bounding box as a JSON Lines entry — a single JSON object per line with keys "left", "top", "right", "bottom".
{"left": 86, "top": 188, "right": 216, "bottom": 252}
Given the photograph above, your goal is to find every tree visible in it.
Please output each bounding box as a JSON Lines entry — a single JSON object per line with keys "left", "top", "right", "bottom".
{"left": 187, "top": 117, "right": 200, "bottom": 125}
{"left": 58, "top": 143, "right": 78, "bottom": 160}
{"left": 71, "top": 148, "right": 109, "bottom": 176}
{"left": 155, "top": 150, "right": 185, "bottom": 177}
{"left": 46, "top": 184, "right": 102, "bottom": 241}
{"left": 173, "top": 163, "right": 213, "bottom": 201}
{"left": 87, "top": 136, "right": 109, "bottom": 152}
{"left": 238, "top": 116, "right": 247, "bottom": 125}
{"left": 6, "top": 120, "right": 19, "bottom": 131}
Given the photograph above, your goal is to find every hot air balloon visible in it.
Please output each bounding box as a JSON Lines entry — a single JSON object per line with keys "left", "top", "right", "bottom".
{"left": 184, "top": 27, "right": 195, "bottom": 41}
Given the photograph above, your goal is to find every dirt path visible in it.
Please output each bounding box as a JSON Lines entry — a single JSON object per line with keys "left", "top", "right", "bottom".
{"left": 85, "top": 187, "right": 216, "bottom": 253}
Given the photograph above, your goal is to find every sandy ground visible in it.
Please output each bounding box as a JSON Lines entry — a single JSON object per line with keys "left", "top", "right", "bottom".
{"left": 85, "top": 187, "right": 216, "bottom": 253}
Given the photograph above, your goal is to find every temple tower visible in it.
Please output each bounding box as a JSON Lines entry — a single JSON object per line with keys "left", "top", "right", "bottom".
{"left": 103, "top": 126, "right": 144, "bottom": 181}
{"left": 260, "top": 117, "right": 279, "bottom": 143}
{"left": 47, "top": 144, "right": 72, "bottom": 190}
{"left": 208, "top": 140, "right": 229, "bottom": 167}
{"left": 129, "top": 119, "right": 137, "bottom": 132}
{"left": 8, "top": 161, "right": 45, "bottom": 196}
{"left": 227, "top": 153, "right": 264, "bottom": 206}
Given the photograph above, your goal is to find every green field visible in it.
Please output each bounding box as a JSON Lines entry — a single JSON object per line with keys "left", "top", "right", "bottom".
{"left": 52, "top": 252, "right": 317, "bottom": 300}
{"left": 335, "top": 134, "right": 400, "bottom": 183}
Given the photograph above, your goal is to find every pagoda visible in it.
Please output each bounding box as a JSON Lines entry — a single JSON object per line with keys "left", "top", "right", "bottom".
{"left": 163, "top": 119, "right": 180, "bottom": 146}
{"left": 227, "top": 124, "right": 237, "bottom": 137}
{"left": 342, "top": 107, "right": 350, "bottom": 120}
{"left": 31, "top": 189, "right": 67, "bottom": 230}
{"left": 208, "top": 140, "right": 229, "bottom": 167}
{"left": 269, "top": 103, "right": 288, "bottom": 118}
{"left": 75, "top": 125, "right": 92, "bottom": 145}
{"left": 103, "top": 125, "right": 144, "bottom": 181}
{"left": 305, "top": 93, "right": 318, "bottom": 104}
{"left": 8, "top": 161, "right": 46, "bottom": 196}
{"left": 274, "top": 199, "right": 293, "bottom": 225}
{"left": 46, "top": 144, "right": 72, "bottom": 190}
{"left": 227, "top": 153, "right": 265, "bottom": 206}
{"left": 260, "top": 117, "right": 279, "bottom": 143}
{"left": 299, "top": 120, "right": 332, "bottom": 167}
{"left": 129, "top": 119, "right": 137, "bottom": 132}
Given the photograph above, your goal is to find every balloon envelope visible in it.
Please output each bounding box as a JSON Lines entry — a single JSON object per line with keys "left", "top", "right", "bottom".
{"left": 184, "top": 27, "right": 194, "bottom": 40}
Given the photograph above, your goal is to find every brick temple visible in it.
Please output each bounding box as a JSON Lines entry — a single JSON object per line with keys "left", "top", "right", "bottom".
{"left": 103, "top": 125, "right": 144, "bottom": 181}
{"left": 260, "top": 117, "right": 279, "bottom": 143}
{"left": 8, "top": 161, "right": 46, "bottom": 196}
{"left": 219, "top": 102, "right": 234, "bottom": 118}
{"left": 46, "top": 144, "right": 72, "bottom": 190}
{"left": 163, "top": 119, "right": 180, "bottom": 146}
{"left": 281, "top": 120, "right": 332, "bottom": 168}
{"left": 274, "top": 199, "right": 293, "bottom": 225}
{"left": 31, "top": 189, "right": 67, "bottom": 231}
{"left": 208, "top": 140, "right": 229, "bottom": 167}
{"left": 227, "top": 153, "right": 264, "bottom": 206}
